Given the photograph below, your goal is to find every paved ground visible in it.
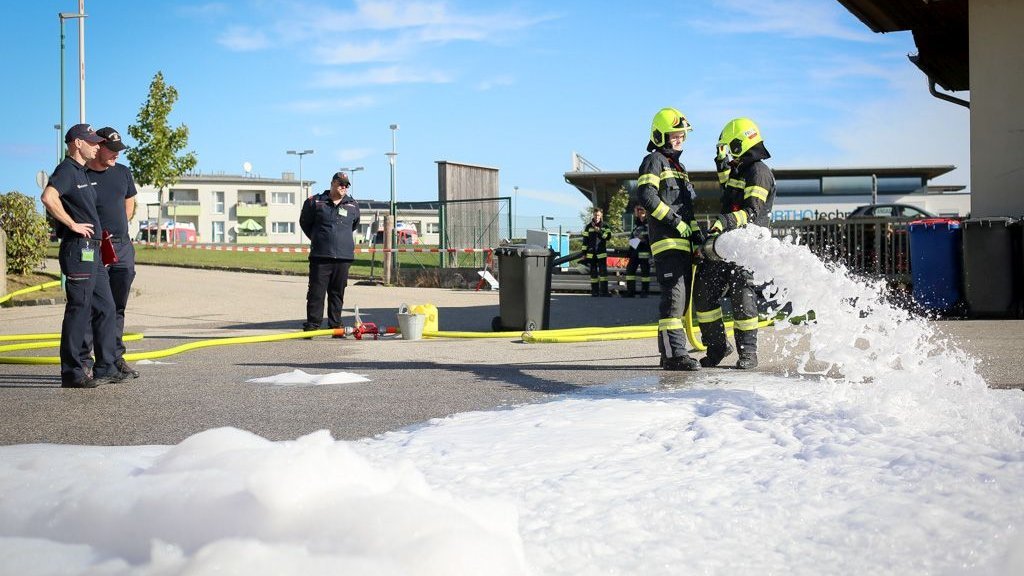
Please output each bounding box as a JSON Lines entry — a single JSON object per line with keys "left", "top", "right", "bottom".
{"left": 1, "top": 262, "right": 1022, "bottom": 446}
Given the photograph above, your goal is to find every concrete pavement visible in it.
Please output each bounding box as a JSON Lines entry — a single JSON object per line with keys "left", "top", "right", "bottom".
{"left": 1, "top": 262, "right": 1022, "bottom": 446}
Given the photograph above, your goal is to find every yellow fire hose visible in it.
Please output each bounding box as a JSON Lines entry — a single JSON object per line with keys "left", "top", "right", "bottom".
{"left": 0, "top": 280, "right": 62, "bottom": 305}
{"left": 0, "top": 271, "right": 776, "bottom": 364}
{"left": 0, "top": 328, "right": 344, "bottom": 365}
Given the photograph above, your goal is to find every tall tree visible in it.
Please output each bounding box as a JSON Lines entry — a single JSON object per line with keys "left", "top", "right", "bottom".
{"left": 126, "top": 71, "right": 198, "bottom": 243}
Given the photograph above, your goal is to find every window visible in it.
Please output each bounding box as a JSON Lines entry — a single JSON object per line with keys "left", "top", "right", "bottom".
{"left": 426, "top": 222, "right": 440, "bottom": 234}
{"left": 212, "top": 221, "right": 225, "bottom": 243}
{"left": 213, "top": 191, "right": 224, "bottom": 214}
{"left": 877, "top": 177, "right": 925, "bottom": 195}
{"left": 775, "top": 179, "right": 821, "bottom": 196}
{"left": 272, "top": 192, "right": 295, "bottom": 205}
{"left": 272, "top": 221, "right": 295, "bottom": 234}
{"left": 822, "top": 176, "right": 873, "bottom": 195}
{"left": 238, "top": 190, "right": 265, "bottom": 204}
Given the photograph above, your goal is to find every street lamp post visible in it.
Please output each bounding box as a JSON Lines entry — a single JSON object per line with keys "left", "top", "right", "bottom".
{"left": 58, "top": 11, "right": 87, "bottom": 139}
{"left": 286, "top": 149, "right": 314, "bottom": 198}
{"left": 53, "top": 124, "right": 62, "bottom": 163}
{"left": 338, "top": 166, "right": 364, "bottom": 186}
{"left": 513, "top": 185, "right": 518, "bottom": 239}
{"left": 386, "top": 124, "right": 399, "bottom": 277}
{"left": 541, "top": 215, "right": 554, "bottom": 230}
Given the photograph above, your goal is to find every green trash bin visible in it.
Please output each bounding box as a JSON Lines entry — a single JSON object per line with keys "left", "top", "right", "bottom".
{"left": 492, "top": 244, "right": 553, "bottom": 331}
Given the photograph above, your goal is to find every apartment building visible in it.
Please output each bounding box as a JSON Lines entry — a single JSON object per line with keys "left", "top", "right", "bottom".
{"left": 133, "top": 172, "right": 442, "bottom": 245}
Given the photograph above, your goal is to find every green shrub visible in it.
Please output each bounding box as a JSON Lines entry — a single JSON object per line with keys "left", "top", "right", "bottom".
{"left": 0, "top": 191, "right": 50, "bottom": 275}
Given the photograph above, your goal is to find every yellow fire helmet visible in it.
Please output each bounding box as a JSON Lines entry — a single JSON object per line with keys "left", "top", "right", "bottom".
{"left": 718, "top": 117, "right": 763, "bottom": 159}
{"left": 649, "top": 107, "right": 693, "bottom": 150}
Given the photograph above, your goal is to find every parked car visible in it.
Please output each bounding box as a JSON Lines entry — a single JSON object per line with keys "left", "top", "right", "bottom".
{"left": 847, "top": 204, "right": 936, "bottom": 219}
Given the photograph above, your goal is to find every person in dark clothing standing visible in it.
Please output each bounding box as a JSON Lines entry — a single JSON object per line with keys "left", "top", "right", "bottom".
{"left": 634, "top": 107, "right": 703, "bottom": 371}
{"left": 622, "top": 204, "right": 651, "bottom": 298}
{"left": 83, "top": 126, "right": 139, "bottom": 378}
{"left": 583, "top": 208, "right": 612, "bottom": 297}
{"left": 694, "top": 117, "right": 776, "bottom": 370}
{"left": 40, "top": 124, "right": 123, "bottom": 388}
{"left": 299, "top": 171, "right": 361, "bottom": 332}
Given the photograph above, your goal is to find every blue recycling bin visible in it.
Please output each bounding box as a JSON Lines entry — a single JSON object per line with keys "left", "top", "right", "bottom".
{"left": 908, "top": 218, "right": 962, "bottom": 313}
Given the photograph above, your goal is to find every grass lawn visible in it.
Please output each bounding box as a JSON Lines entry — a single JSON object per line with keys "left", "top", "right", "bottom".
{"left": 42, "top": 243, "right": 489, "bottom": 278}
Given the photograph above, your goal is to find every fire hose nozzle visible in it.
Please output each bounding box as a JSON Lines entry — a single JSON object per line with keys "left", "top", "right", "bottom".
{"left": 699, "top": 235, "right": 724, "bottom": 262}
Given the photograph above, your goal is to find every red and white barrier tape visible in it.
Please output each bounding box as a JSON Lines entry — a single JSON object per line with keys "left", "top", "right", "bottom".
{"left": 134, "top": 242, "right": 492, "bottom": 254}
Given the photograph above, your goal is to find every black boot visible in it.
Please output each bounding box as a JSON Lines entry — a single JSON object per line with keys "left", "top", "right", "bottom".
{"left": 735, "top": 329, "right": 758, "bottom": 370}
{"left": 736, "top": 353, "right": 758, "bottom": 370}
{"left": 640, "top": 282, "right": 650, "bottom": 298}
{"left": 591, "top": 283, "right": 599, "bottom": 297}
{"left": 663, "top": 355, "right": 700, "bottom": 371}
{"left": 699, "top": 342, "right": 734, "bottom": 368}
{"left": 600, "top": 281, "right": 611, "bottom": 297}
{"left": 622, "top": 284, "right": 635, "bottom": 298}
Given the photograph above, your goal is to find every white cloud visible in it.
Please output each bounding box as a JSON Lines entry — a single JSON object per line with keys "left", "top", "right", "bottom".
{"left": 284, "top": 95, "right": 377, "bottom": 113}
{"left": 827, "top": 77, "right": 971, "bottom": 186}
{"left": 217, "top": 26, "right": 271, "bottom": 51}
{"left": 476, "top": 75, "right": 515, "bottom": 91}
{"left": 312, "top": 66, "right": 452, "bottom": 88}
{"left": 336, "top": 148, "right": 374, "bottom": 163}
{"left": 807, "top": 56, "right": 904, "bottom": 84}
{"left": 518, "top": 187, "right": 589, "bottom": 210}
{"left": 312, "top": 39, "right": 407, "bottom": 65}
{"left": 698, "top": 0, "right": 873, "bottom": 41}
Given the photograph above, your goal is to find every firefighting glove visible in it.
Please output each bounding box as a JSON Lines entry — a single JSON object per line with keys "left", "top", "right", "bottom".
{"left": 675, "top": 220, "right": 691, "bottom": 237}
{"left": 709, "top": 218, "right": 725, "bottom": 235}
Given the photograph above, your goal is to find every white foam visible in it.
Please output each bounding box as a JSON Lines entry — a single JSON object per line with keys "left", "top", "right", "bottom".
{"left": 246, "top": 369, "right": 370, "bottom": 386}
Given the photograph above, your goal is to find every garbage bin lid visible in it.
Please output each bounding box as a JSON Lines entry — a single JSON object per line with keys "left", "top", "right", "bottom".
{"left": 963, "top": 216, "right": 1017, "bottom": 228}
{"left": 909, "top": 217, "right": 960, "bottom": 229}
{"left": 494, "top": 244, "right": 552, "bottom": 257}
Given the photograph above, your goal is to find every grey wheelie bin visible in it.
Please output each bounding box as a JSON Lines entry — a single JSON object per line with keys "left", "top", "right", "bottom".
{"left": 492, "top": 244, "right": 554, "bottom": 331}
{"left": 961, "top": 217, "right": 1019, "bottom": 318}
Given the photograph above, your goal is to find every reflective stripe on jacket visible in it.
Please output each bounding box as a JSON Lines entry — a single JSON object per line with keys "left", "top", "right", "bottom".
{"left": 634, "top": 150, "right": 698, "bottom": 256}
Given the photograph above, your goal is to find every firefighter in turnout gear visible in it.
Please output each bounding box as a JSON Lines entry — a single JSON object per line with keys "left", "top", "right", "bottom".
{"left": 584, "top": 208, "right": 613, "bottom": 297}
{"left": 694, "top": 118, "right": 776, "bottom": 370}
{"left": 622, "top": 204, "right": 651, "bottom": 298}
{"left": 635, "top": 107, "right": 703, "bottom": 371}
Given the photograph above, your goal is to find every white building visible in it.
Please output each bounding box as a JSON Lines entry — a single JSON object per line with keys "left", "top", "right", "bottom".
{"left": 133, "top": 172, "right": 442, "bottom": 245}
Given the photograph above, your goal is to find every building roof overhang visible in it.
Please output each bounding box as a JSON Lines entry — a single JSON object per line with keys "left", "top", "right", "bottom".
{"left": 565, "top": 165, "right": 956, "bottom": 203}
{"left": 836, "top": 0, "right": 968, "bottom": 92}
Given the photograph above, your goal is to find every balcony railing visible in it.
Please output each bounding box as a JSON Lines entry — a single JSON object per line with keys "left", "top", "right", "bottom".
{"left": 236, "top": 202, "right": 269, "bottom": 218}
{"left": 165, "top": 201, "right": 201, "bottom": 217}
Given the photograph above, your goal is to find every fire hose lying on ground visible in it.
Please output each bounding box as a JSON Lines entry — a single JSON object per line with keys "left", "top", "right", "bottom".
{"left": 0, "top": 233, "right": 781, "bottom": 364}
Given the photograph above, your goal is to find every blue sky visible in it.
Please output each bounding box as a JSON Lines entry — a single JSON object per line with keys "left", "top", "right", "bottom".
{"left": 1, "top": 0, "right": 970, "bottom": 230}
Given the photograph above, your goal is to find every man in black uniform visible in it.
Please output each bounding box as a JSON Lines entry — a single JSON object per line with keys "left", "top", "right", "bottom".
{"left": 583, "top": 208, "right": 612, "bottom": 297}
{"left": 622, "top": 204, "right": 651, "bottom": 298}
{"left": 299, "top": 171, "right": 361, "bottom": 333}
{"left": 694, "top": 118, "right": 776, "bottom": 369}
{"left": 83, "top": 126, "right": 139, "bottom": 378}
{"left": 635, "top": 108, "right": 703, "bottom": 371}
{"left": 40, "top": 124, "right": 122, "bottom": 387}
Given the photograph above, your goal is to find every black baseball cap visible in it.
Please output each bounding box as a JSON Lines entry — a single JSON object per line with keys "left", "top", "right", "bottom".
{"left": 64, "top": 123, "right": 104, "bottom": 144}
{"left": 331, "top": 172, "right": 352, "bottom": 186}
{"left": 96, "top": 127, "right": 127, "bottom": 151}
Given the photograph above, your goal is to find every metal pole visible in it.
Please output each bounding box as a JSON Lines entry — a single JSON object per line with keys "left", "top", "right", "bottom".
{"left": 59, "top": 16, "right": 64, "bottom": 146}
{"left": 387, "top": 123, "right": 399, "bottom": 276}
{"left": 58, "top": 12, "right": 87, "bottom": 148}
{"left": 77, "top": 0, "right": 86, "bottom": 122}
{"left": 871, "top": 174, "right": 878, "bottom": 205}
{"left": 513, "top": 186, "right": 518, "bottom": 239}
{"left": 54, "top": 124, "right": 61, "bottom": 163}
